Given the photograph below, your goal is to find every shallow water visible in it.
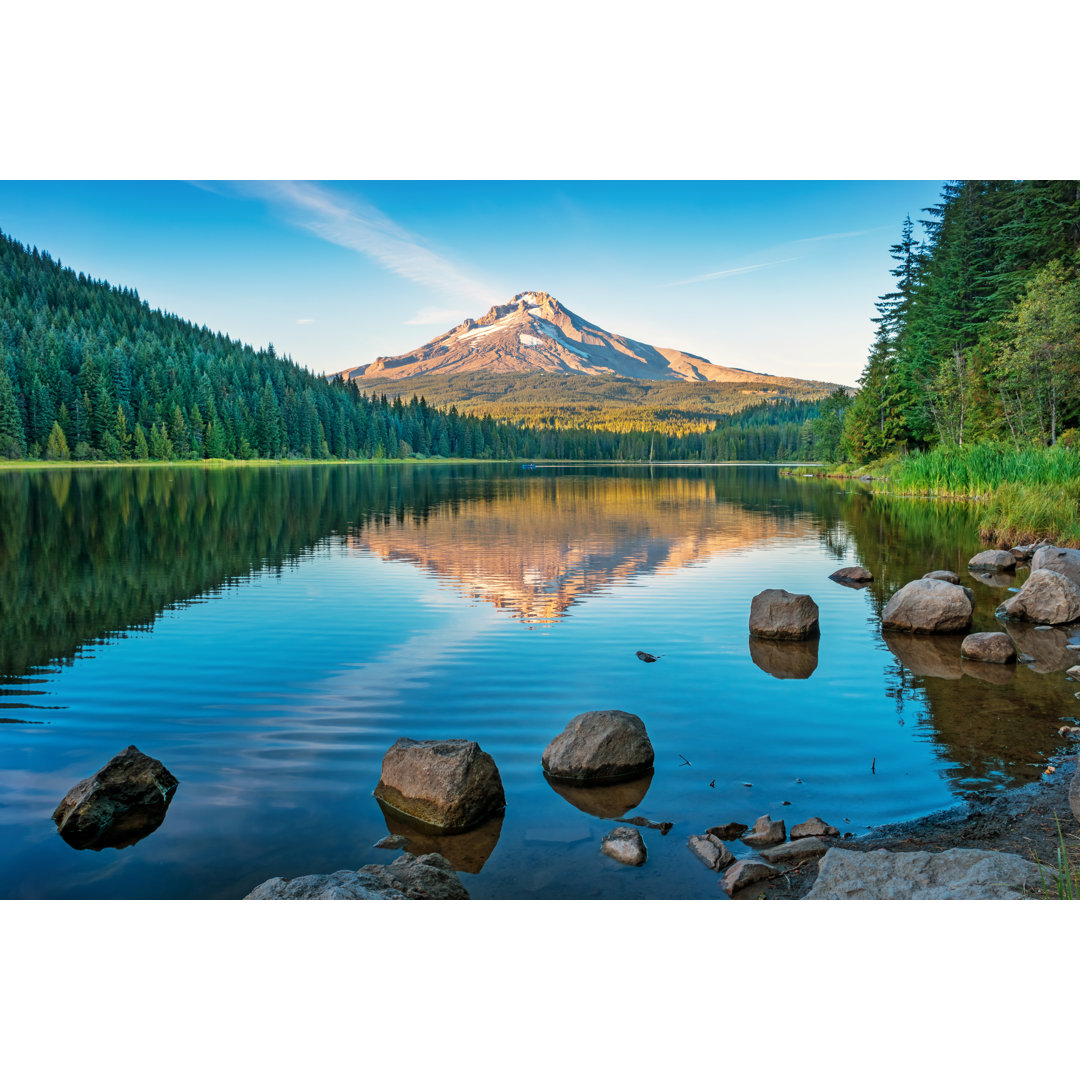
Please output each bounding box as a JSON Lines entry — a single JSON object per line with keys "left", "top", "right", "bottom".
{"left": 1, "top": 463, "right": 1077, "bottom": 899}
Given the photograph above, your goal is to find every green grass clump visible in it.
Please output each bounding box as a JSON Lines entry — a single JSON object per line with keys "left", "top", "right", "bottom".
{"left": 885, "top": 442, "right": 1080, "bottom": 497}
{"left": 1037, "top": 818, "right": 1079, "bottom": 900}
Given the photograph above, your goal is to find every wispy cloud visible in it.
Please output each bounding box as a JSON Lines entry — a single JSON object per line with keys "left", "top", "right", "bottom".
{"left": 795, "top": 227, "right": 884, "bottom": 243}
{"left": 296, "top": 317, "right": 315, "bottom": 324}
{"left": 220, "top": 181, "right": 499, "bottom": 308}
{"left": 662, "top": 259, "right": 795, "bottom": 288}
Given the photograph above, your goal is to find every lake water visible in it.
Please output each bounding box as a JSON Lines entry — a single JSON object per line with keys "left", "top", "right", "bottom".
{"left": 1, "top": 463, "right": 1077, "bottom": 900}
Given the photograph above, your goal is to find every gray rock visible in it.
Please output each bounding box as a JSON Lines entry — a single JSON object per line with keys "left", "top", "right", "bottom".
{"left": 760, "top": 837, "right": 829, "bottom": 863}
{"left": 805, "top": 847, "right": 1051, "bottom": 899}
{"left": 923, "top": 570, "right": 960, "bottom": 584}
{"left": 790, "top": 816, "right": 840, "bottom": 839}
{"left": 52, "top": 745, "right": 179, "bottom": 851}
{"left": 542, "top": 710, "right": 654, "bottom": 783}
{"left": 1031, "top": 546, "right": 1080, "bottom": 589}
{"left": 829, "top": 566, "right": 873, "bottom": 583}
{"left": 882, "top": 578, "right": 973, "bottom": 633}
{"left": 748, "top": 589, "right": 820, "bottom": 641}
{"left": 373, "top": 834, "right": 410, "bottom": 850}
{"left": 601, "top": 825, "right": 647, "bottom": 866}
{"left": 1068, "top": 665, "right": 1080, "bottom": 679}
{"left": 721, "top": 859, "right": 780, "bottom": 896}
{"left": 373, "top": 737, "right": 505, "bottom": 831}
{"left": 968, "top": 549, "right": 1017, "bottom": 571}
{"left": 996, "top": 569, "right": 1080, "bottom": 625}
{"left": 1010, "top": 545, "right": 1036, "bottom": 560}
{"left": 687, "top": 833, "right": 735, "bottom": 871}
{"left": 707, "top": 822, "right": 749, "bottom": 841}
{"left": 741, "top": 814, "right": 786, "bottom": 846}
{"left": 961, "top": 632, "right": 1017, "bottom": 664}
{"left": 245, "top": 853, "right": 470, "bottom": 899}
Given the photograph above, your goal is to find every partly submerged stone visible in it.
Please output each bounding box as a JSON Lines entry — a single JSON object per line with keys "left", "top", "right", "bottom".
{"left": 805, "top": 847, "right": 1050, "bottom": 900}
{"left": 687, "top": 833, "right": 735, "bottom": 871}
{"left": 790, "top": 816, "right": 840, "bottom": 840}
{"left": 721, "top": 859, "right": 780, "bottom": 896}
{"left": 996, "top": 569, "right": 1080, "bottom": 626}
{"left": 748, "top": 589, "right": 820, "bottom": 641}
{"left": 759, "top": 837, "right": 828, "bottom": 863}
{"left": 968, "top": 549, "right": 1016, "bottom": 572}
{"left": 707, "top": 822, "right": 749, "bottom": 841}
{"left": 961, "top": 632, "right": 1017, "bottom": 664}
{"left": 881, "top": 578, "right": 973, "bottom": 633}
{"left": 923, "top": 570, "right": 960, "bottom": 584}
{"left": 741, "top": 814, "right": 786, "bottom": 847}
{"left": 542, "top": 710, "right": 654, "bottom": 784}
{"left": 601, "top": 825, "right": 647, "bottom": 866}
{"left": 245, "top": 852, "right": 469, "bottom": 899}
{"left": 829, "top": 566, "right": 873, "bottom": 584}
{"left": 373, "top": 737, "right": 505, "bottom": 831}
{"left": 52, "top": 745, "right": 178, "bottom": 851}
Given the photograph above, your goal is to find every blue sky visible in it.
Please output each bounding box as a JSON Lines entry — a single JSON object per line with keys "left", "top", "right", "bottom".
{"left": 0, "top": 180, "right": 943, "bottom": 385}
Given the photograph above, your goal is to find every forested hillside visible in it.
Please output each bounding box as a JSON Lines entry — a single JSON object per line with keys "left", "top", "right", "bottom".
{"left": 0, "top": 230, "right": 829, "bottom": 463}
{"left": 841, "top": 180, "right": 1080, "bottom": 460}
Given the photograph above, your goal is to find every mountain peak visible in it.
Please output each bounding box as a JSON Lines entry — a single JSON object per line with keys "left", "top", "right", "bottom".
{"left": 352, "top": 293, "right": 780, "bottom": 384}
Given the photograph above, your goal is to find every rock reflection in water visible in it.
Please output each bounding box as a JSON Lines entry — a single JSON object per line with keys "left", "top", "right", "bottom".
{"left": 544, "top": 770, "right": 653, "bottom": 819}
{"left": 748, "top": 636, "right": 819, "bottom": 680}
{"left": 884, "top": 633, "right": 964, "bottom": 680}
{"left": 378, "top": 805, "right": 504, "bottom": 874}
{"left": 57, "top": 804, "right": 172, "bottom": 851}
{"left": 960, "top": 659, "right": 1016, "bottom": 686}
{"left": 1005, "top": 622, "right": 1078, "bottom": 673}
{"left": 968, "top": 570, "right": 1017, "bottom": 589}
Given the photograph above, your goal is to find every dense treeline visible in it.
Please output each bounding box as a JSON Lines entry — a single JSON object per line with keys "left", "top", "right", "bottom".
{"left": 0, "top": 229, "right": 826, "bottom": 463}
{"left": 840, "top": 180, "right": 1080, "bottom": 460}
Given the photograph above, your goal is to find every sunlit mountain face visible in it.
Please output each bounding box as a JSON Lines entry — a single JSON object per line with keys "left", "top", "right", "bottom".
{"left": 348, "top": 473, "right": 819, "bottom": 623}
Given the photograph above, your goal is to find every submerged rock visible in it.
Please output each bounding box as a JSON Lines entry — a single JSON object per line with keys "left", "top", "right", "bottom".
{"left": 961, "top": 632, "right": 1017, "bottom": 664}
{"left": 748, "top": 635, "right": 819, "bottom": 680}
{"left": 245, "top": 852, "right": 469, "bottom": 899}
{"left": 707, "top": 822, "right": 749, "bottom": 841}
{"left": 882, "top": 579, "right": 973, "bottom": 633}
{"left": 829, "top": 566, "right": 873, "bottom": 584}
{"left": 790, "top": 817, "right": 840, "bottom": 840}
{"left": 748, "top": 589, "right": 820, "bottom": 641}
{"left": 542, "top": 710, "right": 654, "bottom": 783}
{"left": 687, "top": 833, "right": 735, "bottom": 871}
{"left": 52, "top": 745, "right": 178, "bottom": 851}
{"left": 601, "top": 825, "right": 647, "bottom": 866}
{"left": 373, "top": 737, "right": 505, "bottom": 831}
{"left": 805, "top": 847, "right": 1050, "bottom": 900}
{"left": 996, "top": 569, "right": 1080, "bottom": 625}
{"left": 721, "top": 859, "right": 780, "bottom": 896}
{"left": 968, "top": 549, "right": 1016, "bottom": 572}
{"left": 741, "top": 814, "right": 786, "bottom": 847}
{"left": 1031, "top": 546, "right": 1080, "bottom": 589}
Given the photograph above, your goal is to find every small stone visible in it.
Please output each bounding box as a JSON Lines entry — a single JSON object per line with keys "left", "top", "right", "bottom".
{"left": 601, "top": 826, "right": 647, "bottom": 866}
{"left": 748, "top": 589, "right": 820, "bottom": 641}
{"left": 707, "top": 822, "right": 748, "bottom": 841}
{"left": 688, "top": 833, "right": 735, "bottom": 871}
{"left": 829, "top": 566, "right": 873, "bottom": 583}
{"left": 968, "top": 549, "right": 1017, "bottom": 571}
{"left": 374, "top": 834, "right": 410, "bottom": 850}
{"left": 961, "top": 632, "right": 1017, "bottom": 664}
{"left": 923, "top": 570, "right": 960, "bottom": 584}
{"left": 789, "top": 816, "right": 840, "bottom": 839}
{"left": 721, "top": 859, "right": 780, "bottom": 896}
{"left": 741, "top": 814, "right": 786, "bottom": 846}
{"left": 760, "top": 837, "right": 829, "bottom": 863}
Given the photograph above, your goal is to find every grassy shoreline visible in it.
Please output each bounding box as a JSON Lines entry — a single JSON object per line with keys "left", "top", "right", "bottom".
{"left": 789, "top": 442, "right": 1080, "bottom": 547}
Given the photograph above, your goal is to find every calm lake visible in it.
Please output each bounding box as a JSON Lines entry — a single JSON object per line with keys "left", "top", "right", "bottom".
{"left": 2, "top": 463, "right": 1077, "bottom": 900}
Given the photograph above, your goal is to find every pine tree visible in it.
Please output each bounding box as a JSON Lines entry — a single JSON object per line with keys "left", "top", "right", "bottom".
{"left": 45, "top": 420, "right": 70, "bottom": 460}
{"left": 0, "top": 367, "right": 25, "bottom": 457}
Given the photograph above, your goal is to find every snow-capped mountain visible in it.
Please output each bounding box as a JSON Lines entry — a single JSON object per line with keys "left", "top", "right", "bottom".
{"left": 342, "top": 292, "right": 779, "bottom": 384}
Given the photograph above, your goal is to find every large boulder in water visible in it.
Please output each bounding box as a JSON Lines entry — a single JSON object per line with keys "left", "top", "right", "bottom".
{"left": 245, "top": 852, "right": 469, "bottom": 899}
{"left": 805, "top": 847, "right": 1049, "bottom": 899}
{"left": 1031, "top": 546, "right": 1080, "bottom": 589}
{"left": 52, "top": 745, "right": 179, "bottom": 851}
{"left": 881, "top": 578, "right": 973, "bottom": 633}
{"left": 748, "top": 589, "right": 820, "bottom": 640}
{"left": 996, "top": 569, "right": 1080, "bottom": 625}
{"left": 373, "top": 738, "right": 505, "bottom": 831}
{"left": 960, "top": 632, "right": 1016, "bottom": 664}
{"left": 542, "top": 710, "right": 654, "bottom": 783}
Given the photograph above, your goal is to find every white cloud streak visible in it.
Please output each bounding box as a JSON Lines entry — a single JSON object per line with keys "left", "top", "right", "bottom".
{"left": 230, "top": 181, "right": 499, "bottom": 308}
{"left": 296, "top": 317, "right": 315, "bottom": 324}
{"left": 795, "top": 227, "right": 884, "bottom": 243}
{"left": 662, "top": 258, "right": 796, "bottom": 288}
